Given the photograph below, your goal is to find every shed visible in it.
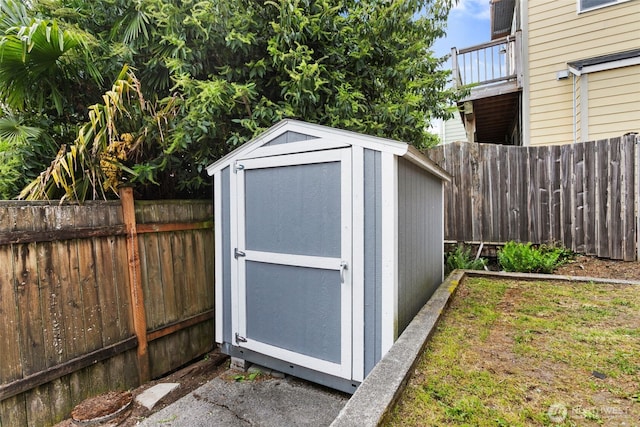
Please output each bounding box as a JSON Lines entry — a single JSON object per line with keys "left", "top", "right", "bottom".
{"left": 206, "top": 120, "right": 450, "bottom": 393}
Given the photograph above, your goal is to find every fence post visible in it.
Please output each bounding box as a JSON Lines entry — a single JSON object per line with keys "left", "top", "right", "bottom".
{"left": 120, "top": 187, "right": 150, "bottom": 383}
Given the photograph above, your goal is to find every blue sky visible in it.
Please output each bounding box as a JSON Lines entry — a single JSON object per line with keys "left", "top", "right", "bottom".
{"left": 433, "top": 0, "right": 492, "bottom": 61}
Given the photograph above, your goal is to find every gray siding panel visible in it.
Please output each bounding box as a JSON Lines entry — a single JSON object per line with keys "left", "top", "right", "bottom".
{"left": 397, "top": 158, "right": 443, "bottom": 334}
{"left": 363, "top": 149, "right": 382, "bottom": 376}
{"left": 245, "top": 162, "right": 341, "bottom": 257}
{"left": 221, "top": 166, "right": 232, "bottom": 343}
{"left": 245, "top": 261, "right": 342, "bottom": 363}
{"left": 264, "top": 131, "right": 318, "bottom": 146}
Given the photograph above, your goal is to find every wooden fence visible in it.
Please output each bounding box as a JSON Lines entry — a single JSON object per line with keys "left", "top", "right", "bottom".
{"left": 0, "top": 191, "right": 214, "bottom": 426}
{"left": 427, "top": 135, "right": 638, "bottom": 260}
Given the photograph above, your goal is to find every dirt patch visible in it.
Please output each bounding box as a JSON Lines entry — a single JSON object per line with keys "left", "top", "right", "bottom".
{"left": 71, "top": 390, "right": 132, "bottom": 425}
{"left": 54, "top": 351, "right": 229, "bottom": 427}
{"left": 554, "top": 254, "right": 640, "bottom": 281}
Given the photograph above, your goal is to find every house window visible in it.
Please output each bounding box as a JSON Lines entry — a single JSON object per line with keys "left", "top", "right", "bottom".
{"left": 578, "top": 0, "right": 632, "bottom": 13}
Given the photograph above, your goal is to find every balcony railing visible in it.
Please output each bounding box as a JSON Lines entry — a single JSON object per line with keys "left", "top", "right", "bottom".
{"left": 451, "top": 31, "right": 522, "bottom": 91}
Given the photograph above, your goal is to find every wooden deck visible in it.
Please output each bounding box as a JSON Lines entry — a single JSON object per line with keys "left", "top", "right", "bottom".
{"left": 452, "top": 32, "right": 523, "bottom": 144}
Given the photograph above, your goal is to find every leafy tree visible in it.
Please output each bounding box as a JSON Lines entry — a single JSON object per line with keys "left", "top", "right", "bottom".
{"left": 2, "top": 0, "right": 459, "bottom": 201}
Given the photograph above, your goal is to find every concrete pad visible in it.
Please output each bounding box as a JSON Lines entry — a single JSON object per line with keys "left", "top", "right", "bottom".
{"left": 136, "top": 383, "right": 181, "bottom": 410}
{"left": 137, "top": 372, "right": 348, "bottom": 427}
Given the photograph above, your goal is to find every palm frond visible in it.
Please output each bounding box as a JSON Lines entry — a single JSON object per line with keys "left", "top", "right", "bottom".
{"left": 0, "top": 115, "right": 42, "bottom": 144}
{"left": 123, "top": 9, "right": 150, "bottom": 44}
{"left": 19, "top": 65, "right": 176, "bottom": 202}
{"left": 0, "top": 0, "right": 30, "bottom": 31}
{"left": 0, "top": 19, "right": 101, "bottom": 114}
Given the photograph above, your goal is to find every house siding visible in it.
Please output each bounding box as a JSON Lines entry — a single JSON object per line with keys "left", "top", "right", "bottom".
{"left": 586, "top": 66, "right": 640, "bottom": 140}
{"left": 527, "top": 0, "right": 640, "bottom": 145}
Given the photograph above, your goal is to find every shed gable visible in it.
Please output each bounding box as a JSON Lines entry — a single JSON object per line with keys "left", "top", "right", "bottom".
{"left": 264, "top": 131, "right": 319, "bottom": 146}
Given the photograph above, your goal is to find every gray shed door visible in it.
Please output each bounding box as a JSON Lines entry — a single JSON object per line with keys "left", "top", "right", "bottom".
{"left": 233, "top": 149, "right": 352, "bottom": 379}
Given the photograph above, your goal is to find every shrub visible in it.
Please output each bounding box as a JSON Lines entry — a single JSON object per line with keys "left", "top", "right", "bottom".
{"left": 498, "top": 241, "right": 571, "bottom": 274}
{"left": 445, "top": 245, "right": 487, "bottom": 274}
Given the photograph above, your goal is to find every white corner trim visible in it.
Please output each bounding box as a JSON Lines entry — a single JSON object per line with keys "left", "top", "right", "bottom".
{"left": 380, "top": 152, "right": 398, "bottom": 355}
{"left": 351, "top": 145, "right": 365, "bottom": 382}
{"left": 214, "top": 171, "right": 223, "bottom": 343}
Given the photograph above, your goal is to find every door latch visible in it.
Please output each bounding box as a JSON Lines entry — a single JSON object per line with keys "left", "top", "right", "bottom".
{"left": 235, "top": 333, "right": 247, "bottom": 344}
{"left": 340, "top": 261, "right": 348, "bottom": 283}
{"left": 234, "top": 248, "right": 246, "bottom": 259}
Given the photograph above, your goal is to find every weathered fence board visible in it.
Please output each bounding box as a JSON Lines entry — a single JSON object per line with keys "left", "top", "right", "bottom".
{"left": 0, "top": 199, "right": 214, "bottom": 426}
{"left": 428, "top": 135, "right": 638, "bottom": 260}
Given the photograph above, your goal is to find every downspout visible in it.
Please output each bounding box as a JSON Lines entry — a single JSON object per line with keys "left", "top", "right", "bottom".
{"left": 572, "top": 73, "right": 576, "bottom": 144}
{"left": 568, "top": 66, "right": 581, "bottom": 144}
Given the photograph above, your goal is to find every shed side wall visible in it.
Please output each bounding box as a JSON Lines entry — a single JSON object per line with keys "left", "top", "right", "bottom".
{"left": 363, "top": 149, "right": 383, "bottom": 376}
{"left": 397, "top": 158, "right": 444, "bottom": 334}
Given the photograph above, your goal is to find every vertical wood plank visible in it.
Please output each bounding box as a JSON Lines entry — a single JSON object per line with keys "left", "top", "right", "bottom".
{"left": 622, "top": 135, "right": 637, "bottom": 260}
{"left": 595, "top": 140, "right": 610, "bottom": 258}
{"left": 469, "top": 143, "right": 483, "bottom": 242}
{"left": 0, "top": 206, "right": 28, "bottom": 427}
{"left": 608, "top": 138, "right": 622, "bottom": 260}
{"left": 84, "top": 204, "right": 112, "bottom": 395}
{"left": 93, "top": 204, "right": 121, "bottom": 347}
{"left": 0, "top": 396, "right": 27, "bottom": 427}
{"left": 444, "top": 144, "right": 457, "bottom": 241}
{"left": 74, "top": 204, "right": 103, "bottom": 353}
{"left": 537, "top": 146, "right": 550, "bottom": 244}
{"left": 157, "top": 204, "right": 178, "bottom": 325}
{"left": 17, "top": 206, "right": 53, "bottom": 427}
{"left": 573, "top": 143, "right": 586, "bottom": 253}
{"left": 548, "top": 146, "right": 562, "bottom": 244}
{"left": 120, "top": 187, "right": 150, "bottom": 384}
{"left": 497, "top": 145, "right": 509, "bottom": 243}
{"left": 53, "top": 205, "right": 91, "bottom": 409}
{"left": 138, "top": 204, "right": 165, "bottom": 330}
{"left": 174, "top": 203, "right": 195, "bottom": 369}
{"left": 506, "top": 147, "right": 519, "bottom": 241}
{"left": 139, "top": 202, "right": 170, "bottom": 379}
{"left": 560, "top": 144, "right": 573, "bottom": 250}
{"left": 584, "top": 141, "right": 597, "bottom": 255}
{"left": 457, "top": 143, "right": 470, "bottom": 242}
{"left": 36, "top": 208, "right": 73, "bottom": 424}
{"left": 110, "top": 204, "right": 133, "bottom": 340}
{"left": 480, "top": 145, "right": 494, "bottom": 242}
{"left": 526, "top": 148, "right": 539, "bottom": 243}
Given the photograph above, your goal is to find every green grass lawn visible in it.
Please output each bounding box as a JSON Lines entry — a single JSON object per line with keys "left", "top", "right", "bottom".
{"left": 387, "top": 277, "right": 640, "bottom": 426}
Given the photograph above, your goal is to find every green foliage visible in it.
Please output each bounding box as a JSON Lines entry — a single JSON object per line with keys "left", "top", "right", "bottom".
{"left": 445, "top": 245, "right": 487, "bottom": 274}
{"left": 497, "top": 241, "right": 572, "bottom": 274}
{"left": 1, "top": 0, "right": 461, "bottom": 200}
{"left": 20, "top": 65, "right": 177, "bottom": 201}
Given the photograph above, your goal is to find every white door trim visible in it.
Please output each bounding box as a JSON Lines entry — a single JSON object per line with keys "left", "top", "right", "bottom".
{"left": 234, "top": 148, "right": 353, "bottom": 379}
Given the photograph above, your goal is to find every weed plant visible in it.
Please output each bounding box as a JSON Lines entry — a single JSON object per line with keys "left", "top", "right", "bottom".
{"left": 445, "top": 245, "right": 487, "bottom": 275}
{"left": 498, "top": 241, "right": 572, "bottom": 274}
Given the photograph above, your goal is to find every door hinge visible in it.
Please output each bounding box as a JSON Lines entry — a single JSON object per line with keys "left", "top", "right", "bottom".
{"left": 234, "top": 162, "right": 245, "bottom": 173}
{"left": 234, "top": 248, "right": 246, "bottom": 259}
{"left": 235, "top": 333, "right": 247, "bottom": 344}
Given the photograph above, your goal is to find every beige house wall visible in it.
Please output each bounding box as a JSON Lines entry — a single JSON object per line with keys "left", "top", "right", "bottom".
{"left": 527, "top": 0, "right": 640, "bottom": 146}
{"left": 585, "top": 65, "right": 640, "bottom": 140}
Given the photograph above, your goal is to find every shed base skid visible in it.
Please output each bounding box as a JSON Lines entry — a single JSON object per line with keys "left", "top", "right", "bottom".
{"left": 220, "top": 343, "right": 360, "bottom": 394}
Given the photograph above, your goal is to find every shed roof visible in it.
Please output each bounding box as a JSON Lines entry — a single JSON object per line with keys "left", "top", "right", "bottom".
{"left": 206, "top": 120, "right": 450, "bottom": 181}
